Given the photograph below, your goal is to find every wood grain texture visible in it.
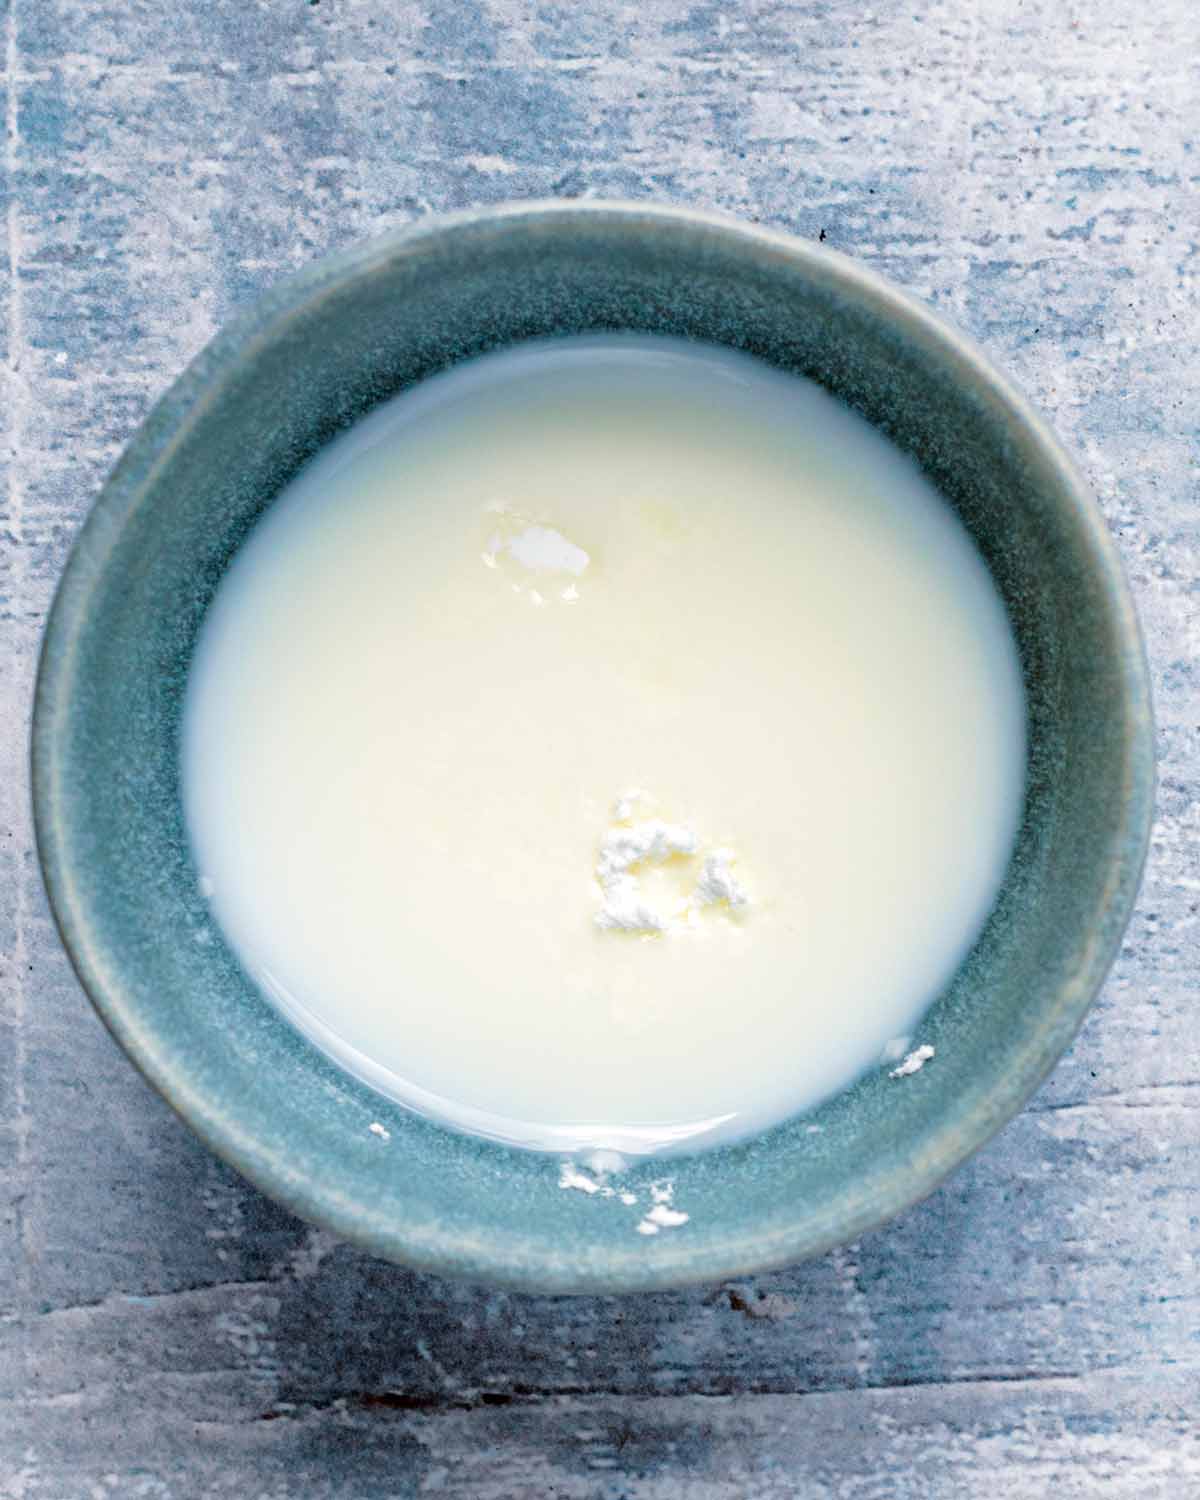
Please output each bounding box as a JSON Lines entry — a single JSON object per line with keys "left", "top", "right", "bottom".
{"left": 1, "top": 0, "right": 1198, "bottom": 1494}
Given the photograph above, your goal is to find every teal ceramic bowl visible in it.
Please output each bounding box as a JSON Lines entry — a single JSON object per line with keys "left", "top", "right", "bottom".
{"left": 32, "top": 202, "right": 1154, "bottom": 1292}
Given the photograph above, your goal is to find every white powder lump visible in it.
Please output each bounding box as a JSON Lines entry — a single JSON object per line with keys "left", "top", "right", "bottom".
{"left": 595, "top": 820, "right": 699, "bottom": 933}
{"left": 594, "top": 798, "right": 751, "bottom": 935}
{"left": 693, "top": 848, "right": 749, "bottom": 910}
{"left": 597, "top": 820, "right": 699, "bottom": 883}
{"left": 481, "top": 504, "right": 591, "bottom": 602}
{"left": 595, "top": 878, "right": 673, "bottom": 934}
{"left": 505, "top": 524, "right": 590, "bottom": 576}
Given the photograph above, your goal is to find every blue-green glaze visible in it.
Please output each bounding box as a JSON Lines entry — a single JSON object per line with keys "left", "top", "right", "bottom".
{"left": 31, "top": 202, "right": 1155, "bottom": 1293}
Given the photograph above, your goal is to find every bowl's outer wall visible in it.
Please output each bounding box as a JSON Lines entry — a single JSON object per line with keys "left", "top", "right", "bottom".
{"left": 33, "top": 204, "right": 1154, "bottom": 1291}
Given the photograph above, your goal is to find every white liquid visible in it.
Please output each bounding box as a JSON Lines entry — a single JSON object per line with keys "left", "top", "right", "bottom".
{"left": 183, "top": 336, "right": 1025, "bottom": 1155}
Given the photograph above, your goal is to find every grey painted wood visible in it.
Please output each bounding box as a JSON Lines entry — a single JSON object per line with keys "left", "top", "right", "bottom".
{"left": 1, "top": 1, "right": 1198, "bottom": 1493}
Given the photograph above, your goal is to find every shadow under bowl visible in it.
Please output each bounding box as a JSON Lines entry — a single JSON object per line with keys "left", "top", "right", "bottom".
{"left": 32, "top": 201, "right": 1154, "bottom": 1292}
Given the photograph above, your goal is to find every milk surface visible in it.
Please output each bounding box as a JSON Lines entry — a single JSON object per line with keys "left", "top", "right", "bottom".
{"left": 182, "top": 336, "right": 1025, "bottom": 1154}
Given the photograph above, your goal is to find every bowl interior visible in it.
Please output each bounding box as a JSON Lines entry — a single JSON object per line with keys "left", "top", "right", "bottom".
{"left": 33, "top": 204, "right": 1153, "bottom": 1291}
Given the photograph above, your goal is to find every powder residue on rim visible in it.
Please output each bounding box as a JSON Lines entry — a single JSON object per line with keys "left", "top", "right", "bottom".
{"left": 889, "top": 1044, "right": 935, "bottom": 1078}
{"left": 557, "top": 1161, "right": 689, "bottom": 1236}
{"left": 637, "top": 1181, "right": 690, "bottom": 1236}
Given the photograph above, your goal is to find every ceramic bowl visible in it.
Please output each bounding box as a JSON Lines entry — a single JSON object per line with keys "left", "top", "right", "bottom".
{"left": 32, "top": 201, "right": 1154, "bottom": 1292}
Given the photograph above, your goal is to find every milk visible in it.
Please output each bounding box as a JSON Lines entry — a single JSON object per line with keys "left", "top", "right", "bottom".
{"left": 182, "top": 336, "right": 1025, "bottom": 1155}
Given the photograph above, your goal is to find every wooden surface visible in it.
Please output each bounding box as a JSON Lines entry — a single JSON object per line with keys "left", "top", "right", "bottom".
{"left": 1, "top": 1, "right": 1198, "bottom": 1493}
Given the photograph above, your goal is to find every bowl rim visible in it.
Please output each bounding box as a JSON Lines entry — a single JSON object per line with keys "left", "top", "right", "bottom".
{"left": 31, "top": 198, "right": 1156, "bottom": 1291}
